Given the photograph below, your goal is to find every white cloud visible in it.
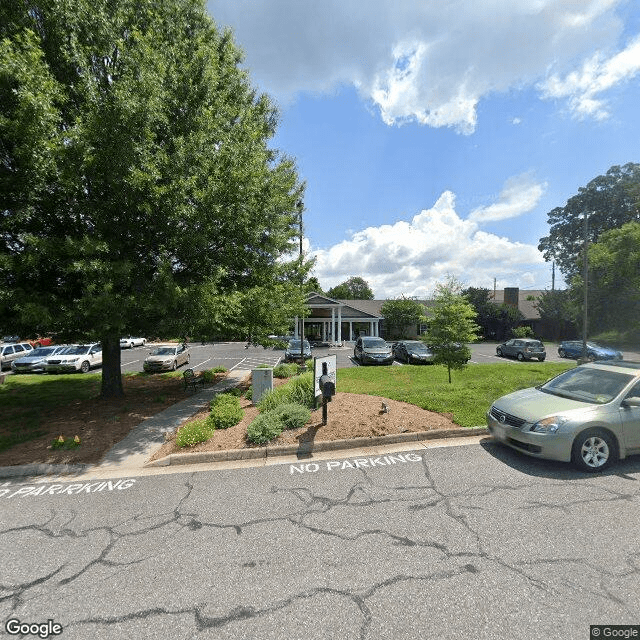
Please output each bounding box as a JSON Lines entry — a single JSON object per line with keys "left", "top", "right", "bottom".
{"left": 208, "top": 0, "right": 630, "bottom": 132}
{"left": 468, "top": 173, "right": 547, "bottom": 223}
{"left": 310, "top": 190, "right": 547, "bottom": 298}
{"left": 539, "top": 34, "right": 640, "bottom": 119}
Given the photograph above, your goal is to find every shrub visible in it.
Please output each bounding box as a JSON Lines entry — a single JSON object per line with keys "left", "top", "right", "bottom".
{"left": 272, "top": 403, "right": 311, "bottom": 430}
{"left": 246, "top": 410, "right": 283, "bottom": 444}
{"left": 273, "top": 363, "right": 299, "bottom": 378}
{"left": 211, "top": 366, "right": 227, "bottom": 373}
{"left": 200, "top": 369, "right": 218, "bottom": 383}
{"left": 176, "top": 418, "right": 215, "bottom": 447}
{"left": 257, "top": 372, "right": 314, "bottom": 412}
{"left": 222, "top": 387, "right": 243, "bottom": 397}
{"left": 244, "top": 386, "right": 253, "bottom": 400}
{"left": 512, "top": 326, "right": 535, "bottom": 338}
{"left": 209, "top": 393, "right": 243, "bottom": 429}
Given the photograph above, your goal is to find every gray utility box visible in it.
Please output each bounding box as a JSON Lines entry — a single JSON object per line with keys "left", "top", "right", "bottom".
{"left": 252, "top": 368, "right": 274, "bottom": 405}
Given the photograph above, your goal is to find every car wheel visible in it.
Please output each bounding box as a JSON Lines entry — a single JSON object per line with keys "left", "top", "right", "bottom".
{"left": 539, "top": 356, "right": 546, "bottom": 362}
{"left": 172, "top": 360, "right": 177, "bottom": 371}
{"left": 80, "top": 361, "right": 90, "bottom": 374}
{"left": 572, "top": 428, "right": 617, "bottom": 472}
{"left": 517, "top": 352, "right": 524, "bottom": 361}
{"left": 496, "top": 348, "right": 503, "bottom": 357}
{"left": 558, "top": 349, "right": 566, "bottom": 358}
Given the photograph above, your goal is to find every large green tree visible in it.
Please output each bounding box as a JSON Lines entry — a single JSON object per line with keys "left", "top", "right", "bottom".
{"left": 463, "top": 287, "right": 522, "bottom": 340}
{"left": 538, "top": 163, "right": 640, "bottom": 279}
{"left": 587, "top": 221, "right": 640, "bottom": 338}
{"left": 424, "top": 278, "right": 479, "bottom": 383}
{"left": 0, "top": 0, "right": 306, "bottom": 396}
{"left": 532, "top": 289, "right": 577, "bottom": 341}
{"left": 380, "top": 297, "right": 425, "bottom": 339}
{"left": 326, "top": 277, "right": 374, "bottom": 300}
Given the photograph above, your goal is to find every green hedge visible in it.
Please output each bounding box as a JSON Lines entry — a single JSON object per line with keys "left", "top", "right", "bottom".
{"left": 273, "top": 363, "right": 300, "bottom": 378}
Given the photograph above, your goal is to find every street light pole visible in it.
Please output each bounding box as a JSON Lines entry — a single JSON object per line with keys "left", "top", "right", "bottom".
{"left": 297, "top": 200, "right": 306, "bottom": 371}
{"left": 581, "top": 211, "right": 589, "bottom": 362}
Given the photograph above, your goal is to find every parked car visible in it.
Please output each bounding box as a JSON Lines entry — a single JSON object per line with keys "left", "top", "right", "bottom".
{"left": 45, "top": 343, "right": 102, "bottom": 374}
{"left": 0, "top": 342, "right": 34, "bottom": 370}
{"left": 496, "top": 338, "right": 546, "bottom": 362}
{"left": 427, "top": 342, "right": 471, "bottom": 363}
{"left": 11, "top": 345, "right": 68, "bottom": 373}
{"left": 1, "top": 336, "right": 20, "bottom": 344}
{"left": 558, "top": 340, "right": 622, "bottom": 361}
{"left": 27, "top": 336, "right": 54, "bottom": 348}
{"left": 487, "top": 361, "right": 640, "bottom": 472}
{"left": 393, "top": 340, "right": 435, "bottom": 364}
{"left": 143, "top": 344, "right": 190, "bottom": 372}
{"left": 354, "top": 337, "right": 394, "bottom": 365}
{"left": 120, "top": 336, "right": 146, "bottom": 348}
{"left": 284, "top": 339, "right": 312, "bottom": 362}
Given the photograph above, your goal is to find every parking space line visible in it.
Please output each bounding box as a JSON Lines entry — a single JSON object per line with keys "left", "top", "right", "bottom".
{"left": 194, "top": 358, "right": 211, "bottom": 369}
{"left": 121, "top": 359, "right": 140, "bottom": 365}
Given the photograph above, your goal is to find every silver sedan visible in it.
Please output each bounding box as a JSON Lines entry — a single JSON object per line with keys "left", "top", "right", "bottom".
{"left": 143, "top": 344, "right": 190, "bottom": 372}
{"left": 487, "top": 361, "right": 640, "bottom": 472}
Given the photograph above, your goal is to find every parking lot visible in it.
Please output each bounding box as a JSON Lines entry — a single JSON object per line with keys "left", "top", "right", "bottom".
{"left": 4, "top": 340, "right": 640, "bottom": 377}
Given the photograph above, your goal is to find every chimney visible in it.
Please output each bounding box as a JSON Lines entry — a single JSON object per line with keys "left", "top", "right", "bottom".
{"left": 504, "top": 287, "right": 519, "bottom": 308}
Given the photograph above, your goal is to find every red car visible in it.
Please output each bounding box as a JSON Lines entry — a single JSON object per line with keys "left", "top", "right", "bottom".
{"left": 28, "top": 336, "right": 54, "bottom": 348}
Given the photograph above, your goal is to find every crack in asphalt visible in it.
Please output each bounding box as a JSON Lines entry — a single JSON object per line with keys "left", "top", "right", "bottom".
{"left": 1, "top": 454, "right": 639, "bottom": 638}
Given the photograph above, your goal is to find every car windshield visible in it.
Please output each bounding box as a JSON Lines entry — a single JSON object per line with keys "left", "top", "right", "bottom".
{"left": 539, "top": 368, "right": 634, "bottom": 404}
{"left": 404, "top": 342, "right": 429, "bottom": 352}
{"left": 29, "top": 347, "right": 57, "bottom": 357}
{"left": 287, "top": 340, "right": 310, "bottom": 349}
{"left": 151, "top": 347, "right": 176, "bottom": 356}
{"left": 65, "top": 345, "right": 91, "bottom": 355}
{"left": 363, "top": 338, "right": 387, "bottom": 348}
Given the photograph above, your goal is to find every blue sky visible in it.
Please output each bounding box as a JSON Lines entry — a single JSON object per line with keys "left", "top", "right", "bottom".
{"left": 207, "top": 0, "right": 640, "bottom": 298}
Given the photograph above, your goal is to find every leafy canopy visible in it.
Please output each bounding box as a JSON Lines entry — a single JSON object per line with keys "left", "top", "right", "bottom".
{"left": 380, "top": 297, "right": 425, "bottom": 339}
{"left": 0, "top": 0, "right": 307, "bottom": 396}
{"left": 326, "top": 277, "right": 374, "bottom": 300}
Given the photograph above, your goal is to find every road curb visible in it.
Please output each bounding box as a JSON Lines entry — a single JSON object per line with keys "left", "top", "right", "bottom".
{"left": 145, "top": 427, "right": 490, "bottom": 467}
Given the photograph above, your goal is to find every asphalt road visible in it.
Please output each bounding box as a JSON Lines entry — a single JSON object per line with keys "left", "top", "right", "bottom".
{"left": 2, "top": 440, "right": 639, "bottom": 639}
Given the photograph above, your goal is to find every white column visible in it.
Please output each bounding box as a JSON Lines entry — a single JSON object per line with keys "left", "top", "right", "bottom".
{"left": 370, "top": 321, "right": 374, "bottom": 336}
{"left": 337, "top": 307, "right": 342, "bottom": 344}
{"left": 330, "top": 308, "right": 335, "bottom": 343}
{"left": 349, "top": 321, "right": 353, "bottom": 341}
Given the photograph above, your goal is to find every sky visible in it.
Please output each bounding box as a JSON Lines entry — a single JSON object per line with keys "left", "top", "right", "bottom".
{"left": 206, "top": 0, "right": 640, "bottom": 298}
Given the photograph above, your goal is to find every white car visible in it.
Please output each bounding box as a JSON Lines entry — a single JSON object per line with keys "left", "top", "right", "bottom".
{"left": 45, "top": 343, "right": 102, "bottom": 374}
{"left": 0, "top": 342, "right": 34, "bottom": 370}
{"left": 120, "top": 336, "right": 147, "bottom": 348}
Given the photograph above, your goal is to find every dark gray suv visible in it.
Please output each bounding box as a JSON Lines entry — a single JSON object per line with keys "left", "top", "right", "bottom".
{"left": 496, "top": 338, "right": 546, "bottom": 362}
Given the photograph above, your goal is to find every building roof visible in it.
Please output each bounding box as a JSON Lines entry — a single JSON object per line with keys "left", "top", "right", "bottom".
{"left": 489, "top": 289, "right": 543, "bottom": 320}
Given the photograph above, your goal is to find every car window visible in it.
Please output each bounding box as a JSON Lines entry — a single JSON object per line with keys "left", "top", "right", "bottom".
{"left": 13, "top": 345, "right": 24, "bottom": 353}
{"left": 151, "top": 347, "right": 176, "bottom": 356}
{"left": 3, "top": 346, "right": 14, "bottom": 355}
{"left": 540, "top": 368, "right": 634, "bottom": 404}
{"left": 31, "top": 347, "right": 55, "bottom": 357}
{"left": 624, "top": 380, "right": 640, "bottom": 400}
{"left": 362, "top": 338, "right": 386, "bottom": 347}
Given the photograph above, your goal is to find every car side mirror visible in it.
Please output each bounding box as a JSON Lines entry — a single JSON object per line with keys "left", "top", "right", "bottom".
{"left": 622, "top": 396, "right": 640, "bottom": 408}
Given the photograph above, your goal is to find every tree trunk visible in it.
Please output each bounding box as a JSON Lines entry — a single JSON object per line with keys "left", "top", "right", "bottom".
{"left": 101, "top": 335, "right": 124, "bottom": 398}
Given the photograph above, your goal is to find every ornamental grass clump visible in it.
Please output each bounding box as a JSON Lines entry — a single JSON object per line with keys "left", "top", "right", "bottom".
{"left": 273, "top": 363, "right": 299, "bottom": 378}
{"left": 257, "top": 372, "right": 314, "bottom": 413}
{"left": 209, "top": 393, "right": 243, "bottom": 429}
{"left": 176, "top": 418, "right": 214, "bottom": 448}
{"left": 246, "top": 410, "right": 283, "bottom": 444}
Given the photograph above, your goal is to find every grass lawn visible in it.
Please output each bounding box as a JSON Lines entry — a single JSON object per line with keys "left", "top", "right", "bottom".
{"left": 337, "top": 362, "right": 574, "bottom": 427}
